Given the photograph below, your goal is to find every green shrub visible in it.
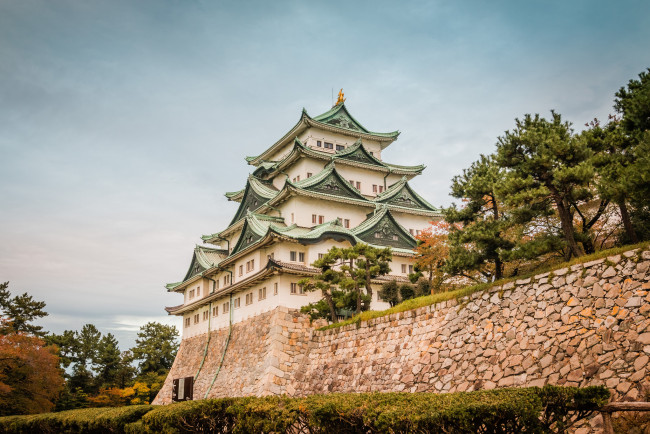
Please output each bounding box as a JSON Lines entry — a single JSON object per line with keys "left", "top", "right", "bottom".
{"left": 0, "top": 386, "right": 608, "bottom": 433}
{"left": 399, "top": 283, "right": 415, "bottom": 301}
{"left": 0, "top": 405, "right": 153, "bottom": 434}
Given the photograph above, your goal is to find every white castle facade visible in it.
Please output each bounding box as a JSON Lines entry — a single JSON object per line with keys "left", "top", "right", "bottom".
{"left": 165, "top": 97, "right": 441, "bottom": 339}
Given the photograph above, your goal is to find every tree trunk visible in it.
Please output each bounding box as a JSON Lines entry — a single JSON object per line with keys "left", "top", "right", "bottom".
{"left": 364, "top": 262, "right": 373, "bottom": 302}
{"left": 323, "top": 290, "right": 338, "bottom": 324}
{"left": 619, "top": 200, "right": 638, "bottom": 243}
{"left": 494, "top": 257, "right": 503, "bottom": 280}
{"left": 355, "top": 283, "right": 362, "bottom": 314}
{"left": 492, "top": 194, "right": 503, "bottom": 280}
{"left": 548, "top": 186, "right": 583, "bottom": 258}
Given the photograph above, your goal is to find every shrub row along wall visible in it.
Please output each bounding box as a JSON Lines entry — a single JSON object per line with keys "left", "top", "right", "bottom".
{"left": 155, "top": 248, "right": 650, "bottom": 408}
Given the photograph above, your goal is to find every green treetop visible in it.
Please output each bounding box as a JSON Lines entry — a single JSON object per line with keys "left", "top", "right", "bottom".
{"left": 496, "top": 112, "right": 595, "bottom": 260}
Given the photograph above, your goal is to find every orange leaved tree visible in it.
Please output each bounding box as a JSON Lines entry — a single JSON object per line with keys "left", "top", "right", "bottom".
{"left": 413, "top": 221, "right": 450, "bottom": 292}
{"left": 0, "top": 325, "right": 64, "bottom": 415}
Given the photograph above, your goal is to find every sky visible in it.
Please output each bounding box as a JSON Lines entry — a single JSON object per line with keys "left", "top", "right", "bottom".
{"left": 1, "top": 0, "right": 649, "bottom": 350}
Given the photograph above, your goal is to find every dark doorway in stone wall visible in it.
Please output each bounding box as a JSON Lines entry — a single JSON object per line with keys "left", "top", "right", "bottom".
{"left": 172, "top": 376, "right": 194, "bottom": 402}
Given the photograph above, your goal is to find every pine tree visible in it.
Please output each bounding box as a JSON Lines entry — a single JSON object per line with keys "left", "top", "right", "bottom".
{"left": 495, "top": 112, "right": 594, "bottom": 260}
{"left": 0, "top": 282, "right": 48, "bottom": 337}
{"left": 443, "top": 155, "right": 514, "bottom": 280}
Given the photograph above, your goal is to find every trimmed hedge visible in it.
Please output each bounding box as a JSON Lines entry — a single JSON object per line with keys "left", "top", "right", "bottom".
{"left": 0, "top": 405, "right": 153, "bottom": 434}
{"left": 0, "top": 386, "right": 609, "bottom": 433}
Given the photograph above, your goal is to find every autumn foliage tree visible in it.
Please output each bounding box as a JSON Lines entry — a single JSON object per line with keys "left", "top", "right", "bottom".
{"left": 413, "top": 221, "right": 450, "bottom": 291}
{"left": 0, "top": 282, "right": 64, "bottom": 416}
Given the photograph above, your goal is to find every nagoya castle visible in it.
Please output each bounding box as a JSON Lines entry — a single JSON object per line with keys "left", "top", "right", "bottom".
{"left": 156, "top": 92, "right": 441, "bottom": 402}
{"left": 165, "top": 91, "right": 440, "bottom": 336}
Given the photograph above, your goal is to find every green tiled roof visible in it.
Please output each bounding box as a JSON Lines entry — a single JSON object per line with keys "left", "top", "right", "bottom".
{"left": 182, "top": 245, "right": 228, "bottom": 282}
{"left": 352, "top": 206, "right": 417, "bottom": 250}
{"left": 253, "top": 138, "right": 424, "bottom": 180}
{"left": 289, "top": 162, "right": 366, "bottom": 201}
{"left": 228, "top": 175, "right": 279, "bottom": 225}
{"left": 374, "top": 176, "right": 440, "bottom": 212}
{"left": 247, "top": 104, "right": 399, "bottom": 166}
{"left": 311, "top": 103, "right": 399, "bottom": 138}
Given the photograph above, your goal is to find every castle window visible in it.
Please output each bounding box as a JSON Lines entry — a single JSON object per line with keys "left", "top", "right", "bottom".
{"left": 189, "top": 289, "right": 195, "bottom": 299}
{"left": 336, "top": 144, "right": 345, "bottom": 151}
{"left": 291, "top": 213, "right": 294, "bottom": 223}
{"left": 318, "top": 215, "right": 324, "bottom": 224}
{"left": 185, "top": 317, "right": 190, "bottom": 327}
{"left": 298, "top": 252, "right": 305, "bottom": 263}
{"left": 318, "top": 253, "right": 324, "bottom": 259}
{"left": 307, "top": 172, "right": 312, "bottom": 178}
{"left": 194, "top": 314, "right": 199, "bottom": 324}
{"left": 356, "top": 181, "right": 361, "bottom": 190}
{"left": 393, "top": 235, "right": 398, "bottom": 241}
{"left": 344, "top": 219, "right": 350, "bottom": 228}
{"left": 213, "top": 306, "right": 218, "bottom": 316}
{"left": 373, "top": 184, "right": 378, "bottom": 193}
{"left": 324, "top": 142, "right": 333, "bottom": 149}
{"left": 312, "top": 214, "right": 317, "bottom": 224}
{"left": 401, "top": 264, "right": 407, "bottom": 273}
{"left": 290, "top": 251, "right": 297, "bottom": 261}
{"left": 245, "top": 293, "right": 253, "bottom": 305}
{"left": 274, "top": 283, "right": 278, "bottom": 295}
{"left": 223, "top": 302, "right": 229, "bottom": 313}
{"left": 379, "top": 186, "right": 384, "bottom": 193}
{"left": 291, "top": 283, "right": 297, "bottom": 294}
{"left": 196, "top": 287, "right": 200, "bottom": 297}
{"left": 348, "top": 179, "right": 354, "bottom": 186}
{"left": 317, "top": 140, "right": 322, "bottom": 147}
{"left": 416, "top": 230, "right": 421, "bottom": 236}
{"left": 239, "top": 265, "right": 243, "bottom": 276}
{"left": 409, "top": 265, "right": 414, "bottom": 274}
{"left": 234, "top": 297, "right": 241, "bottom": 308}
{"left": 409, "top": 229, "right": 414, "bottom": 235}
{"left": 216, "top": 280, "right": 220, "bottom": 290}
{"left": 259, "top": 287, "right": 266, "bottom": 300}
{"left": 224, "top": 274, "right": 230, "bottom": 286}
{"left": 203, "top": 311, "right": 209, "bottom": 321}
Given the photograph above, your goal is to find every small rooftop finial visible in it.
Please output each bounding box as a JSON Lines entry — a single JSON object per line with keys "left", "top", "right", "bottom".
{"left": 335, "top": 88, "right": 345, "bottom": 106}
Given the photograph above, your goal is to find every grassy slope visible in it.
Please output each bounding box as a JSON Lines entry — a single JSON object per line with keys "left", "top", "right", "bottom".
{"left": 319, "top": 241, "right": 650, "bottom": 331}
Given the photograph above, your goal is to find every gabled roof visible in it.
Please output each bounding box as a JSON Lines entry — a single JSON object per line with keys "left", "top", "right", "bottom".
{"left": 373, "top": 176, "right": 439, "bottom": 212}
{"left": 165, "top": 246, "right": 228, "bottom": 292}
{"left": 229, "top": 211, "right": 283, "bottom": 255}
{"left": 252, "top": 138, "right": 425, "bottom": 180}
{"left": 352, "top": 206, "right": 417, "bottom": 250}
{"left": 246, "top": 104, "right": 400, "bottom": 166}
{"left": 289, "top": 162, "right": 367, "bottom": 201}
{"left": 227, "top": 175, "right": 279, "bottom": 225}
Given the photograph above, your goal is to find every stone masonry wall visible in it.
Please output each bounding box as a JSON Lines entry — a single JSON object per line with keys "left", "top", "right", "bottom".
{"left": 155, "top": 248, "right": 650, "bottom": 414}
{"left": 153, "top": 307, "right": 320, "bottom": 404}
{"left": 292, "top": 249, "right": 650, "bottom": 403}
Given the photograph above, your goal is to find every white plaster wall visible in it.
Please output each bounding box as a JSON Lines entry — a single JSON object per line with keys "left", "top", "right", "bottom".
{"left": 276, "top": 196, "right": 373, "bottom": 229}
{"left": 390, "top": 212, "right": 440, "bottom": 236}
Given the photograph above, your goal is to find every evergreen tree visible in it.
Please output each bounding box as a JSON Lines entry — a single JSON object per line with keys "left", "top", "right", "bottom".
{"left": 95, "top": 333, "right": 122, "bottom": 388}
{"left": 0, "top": 282, "right": 48, "bottom": 337}
{"left": 614, "top": 68, "right": 650, "bottom": 241}
{"left": 581, "top": 119, "right": 636, "bottom": 243}
{"left": 495, "top": 112, "right": 594, "bottom": 260}
{"left": 378, "top": 281, "right": 400, "bottom": 307}
{"left": 131, "top": 322, "right": 179, "bottom": 376}
{"left": 443, "top": 155, "right": 514, "bottom": 280}
{"left": 299, "top": 243, "right": 392, "bottom": 320}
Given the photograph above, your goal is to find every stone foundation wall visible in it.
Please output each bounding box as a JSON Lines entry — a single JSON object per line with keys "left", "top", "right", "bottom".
{"left": 155, "top": 248, "right": 650, "bottom": 416}
{"left": 153, "top": 307, "right": 321, "bottom": 404}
